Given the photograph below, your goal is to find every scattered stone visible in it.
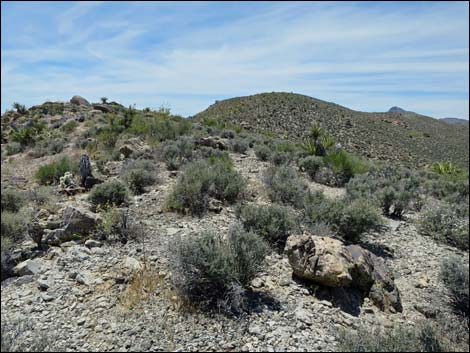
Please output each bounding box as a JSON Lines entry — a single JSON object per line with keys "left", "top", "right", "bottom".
{"left": 85, "top": 239, "right": 102, "bottom": 249}
{"left": 13, "top": 259, "right": 42, "bottom": 277}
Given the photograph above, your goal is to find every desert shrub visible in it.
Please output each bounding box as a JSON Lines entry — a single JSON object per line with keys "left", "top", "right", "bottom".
{"left": 270, "top": 150, "right": 291, "bottom": 166}
{"left": 1, "top": 236, "right": 15, "bottom": 280}
{"left": 1, "top": 188, "right": 25, "bottom": 213}
{"left": 440, "top": 256, "right": 469, "bottom": 318}
{"left": 346, "top": 166, "right": 425, "bottom": 218}
{"left": 166, "top": 158, "right": 245, "bottom": 215}
{"left": 298, "top": 156, "right": 324, "bottom": 179}
{"left": 26, "top": 186, "right": 56, "bottom": 208}
{"left": 236, "top": 204, "right": 296, "bottom": 251}
{"left": 229, "top": 138, "right": 249, "bottom": 154}
{"left": 264, "top": 165, "right": 308, "bottom": 208}
{"left": 34, "top": 156, "right": 79, "bottom": 185}
{"left": 5, "top": 142, "right": 24, "bottom": 156}
{"left": 121, "top": 160, "right": 157, "bottom": 194}
{"left": 31, "top": 138, "right": 66, "bottom": 158}
{"left": 337, "top": 323, "right": 444, "bottom": 352}
{"left": 100, "top": 208, "right": 140, "bottom": 243}
{"left": 221, "top": 130, "right": 235, "bottom": 139}
{"left": 432, "top": 161, "right": 465, "bottom": 178}
{"left": 60, "top": 120, "right": 79, "bottom": 133}
{"left": 39, "top": 102, "right": 64, "bottom": 115}
{"left": 323, "top": 149, "right": 369, "bottom": 186}
{"left": 89, "top": 180, "right": 129, "bottom": 209}
{"left": 171, "top": 225, "right": 269, "bottom": 314}
{"left": 161, "top": 136, "right": 194, "bottom": 170}
{"left": 418, "top": 203, "right": 469, "bottom": 250}
{"left": 195, "top": 146, "right": 229, "bottom": 161}
{"left": 1, "top": 210, "right": 31, "bottom": 241}
{"left": 10, "top": 120, "right": 46, "bottom": 146}
{"left": 303, "top": 192, "right": 382, "bottom": 243}
{"left": 254, "top": 144, "right": 271, "bottom": 161}
{"left": 129, "top": 113, "right": 192, "bottom": 142}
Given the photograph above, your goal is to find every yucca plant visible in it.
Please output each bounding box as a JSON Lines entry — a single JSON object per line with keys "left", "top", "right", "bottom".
{"left": 431, "top": 161, "right": 463, "bottom": 176}
{"left": 320, "top": 133, "right": 336, "bottom": 150}
{"left": 307, "top": 123, "right": 324, "bottom": 140}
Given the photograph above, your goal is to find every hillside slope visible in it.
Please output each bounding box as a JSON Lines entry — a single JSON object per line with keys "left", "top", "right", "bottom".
{"left": 193, "top": 92, "right": 469, "bottom": 169}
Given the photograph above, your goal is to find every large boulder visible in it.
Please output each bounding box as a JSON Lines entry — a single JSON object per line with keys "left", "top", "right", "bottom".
{"left": 44, "top": 206, "right": 102, "bottom": 245}
{"left": 70, "top": 95, "right": 91, "bottom": 107}
{"left": 286, "top": 235, "right": 402, "bottom": 312}
{"left": 117, "top": 137, "right": 151, "bottom": 158}
{"left": 13, "top": 259, "right": 42, "bottom": 277}
{"left": 92, "top": 104, "right": 113, "bottom": 113}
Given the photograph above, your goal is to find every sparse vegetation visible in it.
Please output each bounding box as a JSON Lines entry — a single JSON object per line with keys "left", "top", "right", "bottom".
{"left": 89, "top": 179, "right": 129, "bottom": 209}
{"left": 264, "top": 164, "right": 308, "bottom": 208}
{"left": 121, "top": 160, "right": 157, "bottom": 194}
{"left": 34, "top": 156, "right": 79, "bottom": 185}
{"left": 303, "top": 192, "right": 382, "bottom": 243}
{"left": 440, "top": 256, "right": 469, "bottom": 318}
{"left": 166, "top": 157, "right": 246, "bottom": 216}
{"left": 161, "top": 136, "right": 194, "bottom": 170}
{"left": 337, "top": 323, "right": 445, "bottom": 352}
{"left": 1, "top": 188, "right": 25, "bottom": 213}
{"left": 236, "top": 204, "right": 296, "bottom": 251}
{"left": 418, "top": 203, "right": 469, "bottom": 250}
{"left": 254, "top": 144, "right": 271, "bottom": 161}
{"left": 171, "top": 225, "right": 269, "bottom": 314}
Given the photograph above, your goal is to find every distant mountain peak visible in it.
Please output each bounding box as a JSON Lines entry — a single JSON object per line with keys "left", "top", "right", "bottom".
{"left": 388, "top": 106, "right": 408, "bottom": 113}
{"left": 441, "top": 117, "right": 469, "bottom": 125}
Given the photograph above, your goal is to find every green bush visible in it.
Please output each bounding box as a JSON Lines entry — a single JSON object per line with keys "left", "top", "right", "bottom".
{"left": 303, "top": 192, "right": 382, "bottom": 243}
{"left": 298, "top": 156, "right": 324, "bottom": 179}
{"left": 161, "top": 136, "right": 194, "bottom": 170}
{"left": 432, "top": 161, "right": 465, "bottom": 177}
{"left": 166, "top": 158, "right": 246, "bottom": 215}
{"left": 418, "top": 203, "right": 469, "bottom": 250}
{"left": 236, "top": 204, "right": 296, "bottom": 251}
{"left": 34, "top": 156, "right": 79, "bottom": 185}
{"left": 323, "top": 149, "right": 369, "bottom": 186}
{"left": 39, "top": 102, "right": 64, "bottom": 115}
{"left": 270, "top": 151, "right": 291, "bottom": 166}
{"left": 337, "top": 323, "right": 444, "bottom": 352}
{"left": 171, "top": 225, "right": 269, "bottom": 314}
{"left": 440, "top": 257, "right": 469, "bottom": 317}
{"left": 220, "top": 130, "right": 235, "bottom": 139}
{"left": 122, "top": 160, "right": 157, "bottom": 194}
{"left": 264, "top": 165, "right": 308, "bottom": 208}
{"left": 1, "top": 188, "right": 25, "bottom": 213}
{"left": 60, "top": 120, "right": 79, "bottom": 133}
{"left": 1, "top": 210, "right": 31, "bottom": 242}
{"left": 89, "top": 180, "right": 129, "bottom": 209}
{"left": 254, "top": 144, "right": 271, "bottom": 161}
{"left": 5, "top": 142, "right": 24, "bottom": 156}
{"left": 31, "top": 138, "right": 66, "bottom": 158}
{"left": 229, "top": 138, "right": 249, "bottom": 154}
{"left": 10, "top": 121, "right": 46, "bottom": 146}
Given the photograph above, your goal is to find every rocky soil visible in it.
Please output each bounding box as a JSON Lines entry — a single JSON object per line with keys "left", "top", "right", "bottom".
{"left": 1, "top": 147, "right": 468, "bottom": 352}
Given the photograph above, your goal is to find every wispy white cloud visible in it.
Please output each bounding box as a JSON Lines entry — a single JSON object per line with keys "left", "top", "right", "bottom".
{"left": 1, "top": 1, "right": 469, "bottom": 119}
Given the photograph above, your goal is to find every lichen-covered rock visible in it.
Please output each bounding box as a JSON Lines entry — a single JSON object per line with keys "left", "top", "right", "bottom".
{"left": 286, "top": 234, "right": 402, "bottom": 312}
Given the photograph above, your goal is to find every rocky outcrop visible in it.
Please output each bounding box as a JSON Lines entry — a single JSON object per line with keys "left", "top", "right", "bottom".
{"left": 92, "top": 104, "right": 113, "bottom": 113}
{"left": 286, "top": 235, "right": 402, "bottom": 312}
{"left": 195, "top": 137, "right": 227, "bottom": 150}
{"left": 117, "top": 138, "right": 152, "bottom": 158}
{"left": 70, "top": 95, "right": 91, "bottom": 107}
{"left": 43, "top": 206, "right": 102, "bottom": 245}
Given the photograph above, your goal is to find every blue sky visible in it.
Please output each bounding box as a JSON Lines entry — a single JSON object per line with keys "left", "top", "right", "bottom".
{"left": 1, "top": 1, "right": 469, "bottom": 119}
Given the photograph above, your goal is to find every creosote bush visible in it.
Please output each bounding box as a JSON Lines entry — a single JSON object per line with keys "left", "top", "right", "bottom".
{"left": 418, "top": 203, "right": 469, "bottom": 250}
{"left": 298, "top": 156, "right": 324, "bottom": 179}
{"left": 1, "top": 188, "right": 25, "bottom": 213}
{"left": 121, "top": 160, "right": 157, "bottom": 194}
{"left": 171, "top": 225, "right": 269, "bottom": 314}
{"left": 254, "top": 144, "right": 271, "bottom": 161}
{"left": 161, "top": 136, "right": 194, "bottom": 170}
{"left": 34, "top": 156, "right": 79, "bottom": 185}
{"left": 337, "top": 323, "right": 445, "bottom": 352}
{"left": 264, "top": 165, "right": 308, "bottom": 208}
{"left": 440, "top": 256, "right": 469, "bottom": 318}
{"left": 303, "top": 191, "right": 382, "bottom": 243}
{"left": 166, "top": 157, "right": 246, "bottom": 216}
{"left": 89, "top": 179, "right": 129, "bottom": 209}
{"left": 236, "top": 203, "right": 296, "bottom": 251}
